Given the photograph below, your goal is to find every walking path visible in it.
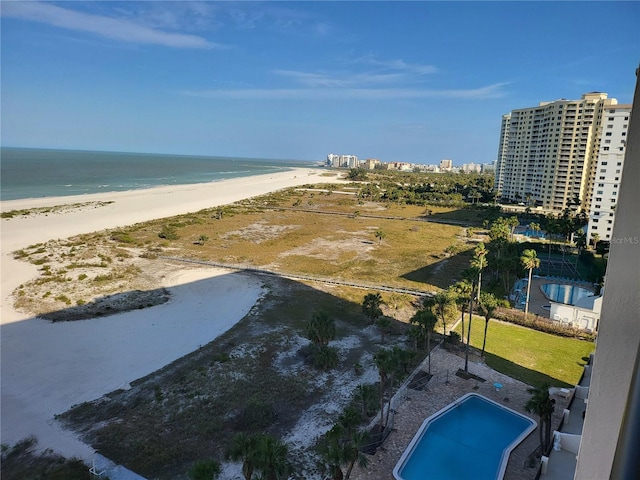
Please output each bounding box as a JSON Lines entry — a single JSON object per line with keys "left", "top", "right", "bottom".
{"left": 162, "top": 256, "right": 436, "bottom": 297}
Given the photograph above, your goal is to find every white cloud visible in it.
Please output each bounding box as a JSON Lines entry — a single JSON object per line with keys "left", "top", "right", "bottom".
{"left": 180, "top": 83, "right": 510, "bottom": 100}
{"left": 355, "top": 55, "right": 439, "bottom": 75}
{"left": 1, "top": 1, "right": 223, "bottom": 49}
{"left": 273, "top": 69, "right": 406, "bottom": 88}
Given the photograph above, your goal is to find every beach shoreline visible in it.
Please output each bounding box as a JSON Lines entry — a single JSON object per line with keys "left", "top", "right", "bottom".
{"left": 0, "top": 168, "right": 344, "bottom": 461}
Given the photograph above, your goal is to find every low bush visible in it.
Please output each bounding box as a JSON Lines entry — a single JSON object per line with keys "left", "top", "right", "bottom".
{"left": 495, "top": 307, "right": 596, "bottom": 341}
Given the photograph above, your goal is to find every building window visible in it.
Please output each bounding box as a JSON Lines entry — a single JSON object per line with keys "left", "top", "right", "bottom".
{"left": 605, "top": 140, "right": 611, "bottom": 144}
{"left": 593, "top": 219, "right": 599, "bottom": 223}
{"left": 597, "top": 190, "right": 603, "bottom": 194}
{"left": 603, "top": 147, "right": 609, "bottom": 151}
{"left": 605, "top": 132, "right": 612, "bottom": 136}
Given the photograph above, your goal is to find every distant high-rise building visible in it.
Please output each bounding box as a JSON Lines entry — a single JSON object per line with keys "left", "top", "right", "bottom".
{"left": 495, "top": 92, "right": 621, "bottom": 211}
{"left": 586, "top": 104, "right": 632, "bottom": 242}
{"left": 439, "top": 159, "right": 453, "bottom": 171}
{"left": 461, "top": 162, "right": 482, "bottom": 173}
{"left": 364, "top": 158, "right": 380, "bottom": 170}
{"left": 327, "top": 154, "right": 358, "bottom": 168}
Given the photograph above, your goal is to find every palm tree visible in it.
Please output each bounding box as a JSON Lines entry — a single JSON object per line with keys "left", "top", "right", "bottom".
{"left": 362, "top": 293, "right": 383, "bottom": 325}
{"left": 318, "top": 425, "right": 345, "bottom": 480}
{"left": 431, "top": 291, "right": 457, "bottom": 340}
{"left": 525, "top": 383, "right": 556, "bottom": 453}
{"left": 318, "top": 424, "right": 369, "bottom": 480}
{"left": 451, "top": 280, "right": 473, "bottom": 345}
{"left": 373, "top": 349, "right": 394, "bottom": 432}
{"left": 376, "top": 316, "right": 392, "bottom": 343}
{"left": 226, "top": 433, "right": 260, "bottom": 480}
{"left": 343, "top": 430, "right": 369, "bottom": 479}
{"left": 520, "top": 249, "right": 540, "bottom": 318}
{"left": 255, "top": 434, "right": 290, "bottom": 480}
{"left": 374, "top": 229, "right": 386, "bottom": 245}
{"left": 591, "top": 232, "right": 600, "bottom": 250}
{"left": 353, "top": 384, "right": 377, "bottom": 419}
{"left": 466, "top": 243, "right": 488, "bottom": 372}
{"left": 410, "top": 306, "right": 437, "bottom": 374}
{"left": 477, "top": 292, "right": 498, "bottom": 357}
{"left": 306, "top": 310, "right": 336, "bottom": 346}
{"left": 338, "top": 406, "right": 361, "bottom": 439}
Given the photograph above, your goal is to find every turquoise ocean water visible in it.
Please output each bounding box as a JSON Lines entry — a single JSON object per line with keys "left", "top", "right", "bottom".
{"left": 0, "top": 148, "right": 318, "bottom": 201}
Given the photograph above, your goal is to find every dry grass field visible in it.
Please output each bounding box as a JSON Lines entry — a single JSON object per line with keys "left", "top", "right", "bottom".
{"left": 12, "top": 186, "right": 477, "bottom": 320}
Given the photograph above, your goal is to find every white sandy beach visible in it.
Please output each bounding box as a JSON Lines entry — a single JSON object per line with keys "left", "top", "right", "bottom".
{"left": 0, "top": 168, "right": 342, "bottom": 462}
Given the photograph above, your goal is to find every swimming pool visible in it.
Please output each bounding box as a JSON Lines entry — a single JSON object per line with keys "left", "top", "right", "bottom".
{"left": 393, "top": 393, "right": 536, "bottom": 480}
{"left": 541, "top": 283, "right": 593, "bottom": 305}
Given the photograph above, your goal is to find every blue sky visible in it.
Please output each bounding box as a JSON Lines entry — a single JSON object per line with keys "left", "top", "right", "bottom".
{"left": 2, "top": 1, "right": 639, "bottom": 164}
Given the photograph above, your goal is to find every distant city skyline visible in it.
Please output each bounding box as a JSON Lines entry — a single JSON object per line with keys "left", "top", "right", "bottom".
{"left": 1, "top": 1, "right": 638, "bottom": 165}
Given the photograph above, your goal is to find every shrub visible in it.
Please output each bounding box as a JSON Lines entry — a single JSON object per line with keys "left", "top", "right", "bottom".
{"left": 78, "top": 273, "right": 88, "bottom": 281}
{"left": 311, "top": 345, "right": 339, "bottom": 370}
{"left": 158, "top": 225, "right": 179, "bottom": 240}
{"left": 54, "top": 294, "right": 72, "bottom": 305}
{"left": 495, "top": 307, "right": 596, "bottom": 341}
{"left": 188, "top": 459, "right": 220, "bottom": 480}
{"left": 111, "top": 231, "right": 135, "bottom": 244}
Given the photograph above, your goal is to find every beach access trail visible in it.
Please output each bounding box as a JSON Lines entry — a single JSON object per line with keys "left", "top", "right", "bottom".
{"left": 0, "top": 169, "right": 341, "bottom": 463}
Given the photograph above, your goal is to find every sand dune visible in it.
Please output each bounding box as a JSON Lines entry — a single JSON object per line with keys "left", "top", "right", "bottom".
{"left": 0, "top": 168, "right": 342, "bottom": 460}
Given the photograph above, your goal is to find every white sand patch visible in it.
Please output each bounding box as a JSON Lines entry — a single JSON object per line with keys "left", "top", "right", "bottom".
{"left": 331, "top": 334, "right": 363, "bottom": 354}
{"left": 283, "top": 355, "right": 379, "bottom": 453}
{"left": 1, "top": 268, "right": 261, "bottom": 458}
{"left": 221, "top": 221, "right": 299, "bottom": 244}
{"left": 278, "top": 233, "right": 376, "bottom": 263}
{"left": 273, "top": 334, "right": 310, "bottom": 376}
{"left": 219, "top": 461, "right": 244, "bottom": 480}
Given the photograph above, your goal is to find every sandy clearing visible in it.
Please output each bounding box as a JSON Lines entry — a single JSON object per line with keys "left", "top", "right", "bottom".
{"left": 0, "top": 168, "right": 342, "bottom": 462}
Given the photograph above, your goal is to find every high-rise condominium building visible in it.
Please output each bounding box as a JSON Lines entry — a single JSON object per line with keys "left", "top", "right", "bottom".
{"left": 586, "top": 104, "right": 632, "bottom": 243}
{"left": 439, "top": 159, "right": 453, "bottom": 171}
{"left": 494, "top": 92, "right": 621, "bottom": 212}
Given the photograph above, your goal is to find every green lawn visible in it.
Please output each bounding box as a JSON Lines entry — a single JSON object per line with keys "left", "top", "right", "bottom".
{"left": 456, "top": 317, "right": 594, "bottom": 388}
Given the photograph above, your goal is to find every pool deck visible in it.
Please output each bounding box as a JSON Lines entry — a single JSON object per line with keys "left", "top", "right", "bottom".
{"left": 524, "top": 277, "right": 596, "bottom": 318}
{"left": 350, "top": 346, "right": 570, "bottom": 480}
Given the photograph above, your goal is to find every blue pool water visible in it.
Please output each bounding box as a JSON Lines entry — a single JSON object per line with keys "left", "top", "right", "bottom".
{"left": 541, "top": 283, "right": 593, "bottom": 305}
{"left": 393, "top": 394, "right": 536, "bottom": 480}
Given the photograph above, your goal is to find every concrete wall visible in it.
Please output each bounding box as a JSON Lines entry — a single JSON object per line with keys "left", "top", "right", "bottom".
{"left": 558, "top": 433, "right": 582, "bottom": 455}
{"left": 549, "top": 303, "right": 598, "bottom": 331}
{"left": 574, "top": 67, "right": 640, "bottom": 479}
